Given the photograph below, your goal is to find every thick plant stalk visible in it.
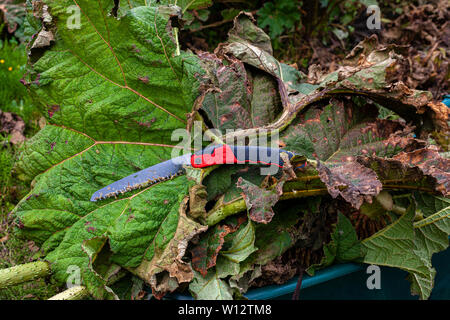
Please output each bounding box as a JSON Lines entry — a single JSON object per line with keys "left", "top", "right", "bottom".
{"left": 48, "top": 286, "right": 89, "bottom": 300}
{"left": 48, "top": 267, "right": 128, "bottom": 300}
{"left": 205, "top": 188, "right": 330, "bottom": 226}
{"left": 0, "top": 261, "right": 51, "bottom": 289}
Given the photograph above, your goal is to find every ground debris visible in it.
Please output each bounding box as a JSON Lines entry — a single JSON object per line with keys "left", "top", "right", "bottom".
{"left": 0, "top": 110, "right": 25, "bottom": 145}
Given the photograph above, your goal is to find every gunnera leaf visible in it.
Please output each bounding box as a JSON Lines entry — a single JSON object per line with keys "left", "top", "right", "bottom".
{"left": 197, "top": 51, "right": 283, "bottom": 131}
{"left": 307, "top": 213, "right": 365, "bottom": 275}
{"left": 409, "top": 192, "right": 450, "bottom": 298}
{"left": 217, "top": 17, "right": 445, "bottom": 146}
{"left": 236, "top": 177, "right": 281, "bottom": 224}
{"left": 358, "top": 148, "right": 450, "bottom": 197}
{"left": 360, "top": 205, "right": 445, "bottom": 300}
{"left": 189, "top": 269, "right": 233, "bottom": 300}
{"left": 13, "top": 2, "right": 207, "bottom": 298}
{"left": 282, "top": 98, "right": 411, "bottom": 208}
{"left": 215, "top": 219, "right": 258, "bottom": 278}
{"left": 190, "top": 214, "right": 247, "bottom": 276}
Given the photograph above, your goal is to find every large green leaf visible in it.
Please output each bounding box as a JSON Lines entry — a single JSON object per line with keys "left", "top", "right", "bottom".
{"left": 13, "top": 1, "right": 206, "bottom": 298}
{"left": 413, "top": 193, "right": 450, "bottom": 258}
{"left": 189, "top": 269, "right": 233, "bottom": 300}
{"left": 281, "top": 98, "right": 450, "bottom": 208}
{"left": 409, "top": 193, "right": 450, "bottom": 297}
{"left": 360, "top": 199, "right": 450, "bottom": 300}
{"left": 190, "top": 214, "right": 246, "bottom": 276}
{"left": 215, "top": 219, "right": 257, "bottom": 278}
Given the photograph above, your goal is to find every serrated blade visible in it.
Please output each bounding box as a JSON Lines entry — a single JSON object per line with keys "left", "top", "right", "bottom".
{"left": 90, "top": 153, "right": 192, "bottom": 202}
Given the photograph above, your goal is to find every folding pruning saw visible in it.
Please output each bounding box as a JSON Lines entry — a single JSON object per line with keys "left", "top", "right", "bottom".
{"left": 90, "top": 144, "right": 305, "bottom": 202}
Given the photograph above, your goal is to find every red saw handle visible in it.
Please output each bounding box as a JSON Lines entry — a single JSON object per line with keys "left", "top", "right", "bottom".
{"left": 190, "top": 145, "right": 304, "bottom": 169}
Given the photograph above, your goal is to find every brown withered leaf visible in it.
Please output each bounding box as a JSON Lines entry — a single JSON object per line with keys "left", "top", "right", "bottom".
{"left": 31, "top": 29, "right": 55, "bottom": 49}
{"left": 211, "top": 18, "right": 444, "bottom": 145}
{"left": 381, "top": 0, "right": 449, "bottom": 99}
{"left": 425, "top": 102, "right": 450, "bottom": 150}
{"left": 281, "top": 98, "right": 419, "bottom": 208}
{"left": 358, "top": 148, "right": 450, "bottom": 197}
{"left": 317, "top": 161, "right": 382, "bottom": 209}
{"left": 134, "top": 198, "right": 207, "bottom": 299}
{"left": 237, "top": 177, "right": 282, "bottom": 224}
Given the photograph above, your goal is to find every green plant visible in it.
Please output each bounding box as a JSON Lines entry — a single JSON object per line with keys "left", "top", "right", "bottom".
{"left": 0, "top": 0, "right": 27, "bottom": 41}
{"left": 257, "top": 0, "right": 301, "bottom": 39}
{"left": 0, "top": 143, "right": 14, "bottom": 200}
{"left": 0, "top": 39, "right": 41, "bottom": 132}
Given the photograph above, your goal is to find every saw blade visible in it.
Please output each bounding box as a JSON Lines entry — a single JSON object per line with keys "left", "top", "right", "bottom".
{"left": 90, "top": 153, "right": 191, "bottom": 202}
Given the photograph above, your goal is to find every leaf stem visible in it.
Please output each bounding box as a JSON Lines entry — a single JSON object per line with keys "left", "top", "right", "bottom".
{"left": 174, "top": 27, "right": 180, "bottom": 56}
{"left": 204, "top": 188, "right": 330, "bottom": 226}
{"left": 0, "top": 261, "right": 51, "bottom": 289}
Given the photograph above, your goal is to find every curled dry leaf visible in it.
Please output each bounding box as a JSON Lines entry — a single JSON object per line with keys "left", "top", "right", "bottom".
{"left": 237, "top": 177, "right": 281, "bottom": 224}
{"left": 191, "top": 215, "right": 247, "bottom": 276}
{"left": 381, "top": 0, "right": 450, "bottom": 98}
{"left": 14, "top": 1, "right": 207, "bottom": 299}
{"left": 30, "top": 29, "right": 54, "bottom": 49}
{"left": 134, "top": 198, "right": 207, "bottom": 299}
{"left": 317, "top": 161, "right": 382, "bottom": 209}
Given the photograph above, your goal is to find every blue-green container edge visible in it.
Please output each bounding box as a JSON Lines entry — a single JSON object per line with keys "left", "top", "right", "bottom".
{"left": 168, "top": 237, "right": 449, "bottom": 300}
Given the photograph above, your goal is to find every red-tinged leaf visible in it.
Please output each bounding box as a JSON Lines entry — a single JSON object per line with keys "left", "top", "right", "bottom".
{"left": 282, "top": 98, "right": 418, "bottom": 208}
{"left": 282, "top": 98, "right": 416, "bottom": 161}
{"left": 191, "top": 215, "right": 247, "bottom": 276}
{"left": 197, "top": 51, "right": 282, "bottom": 131}
{"left": 358, "top": 148, "right": 450, "bottom": 197}
{"left": 394, "top": 149, "right": 450, "bottom": 196}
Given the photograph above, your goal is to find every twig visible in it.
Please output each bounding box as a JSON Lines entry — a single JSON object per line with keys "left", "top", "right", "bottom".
{"left": 188, "top": 19, "right": 234, "bottom": 33}
{"left": 292, "top": 268, "right": 304, "bottom": 300}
